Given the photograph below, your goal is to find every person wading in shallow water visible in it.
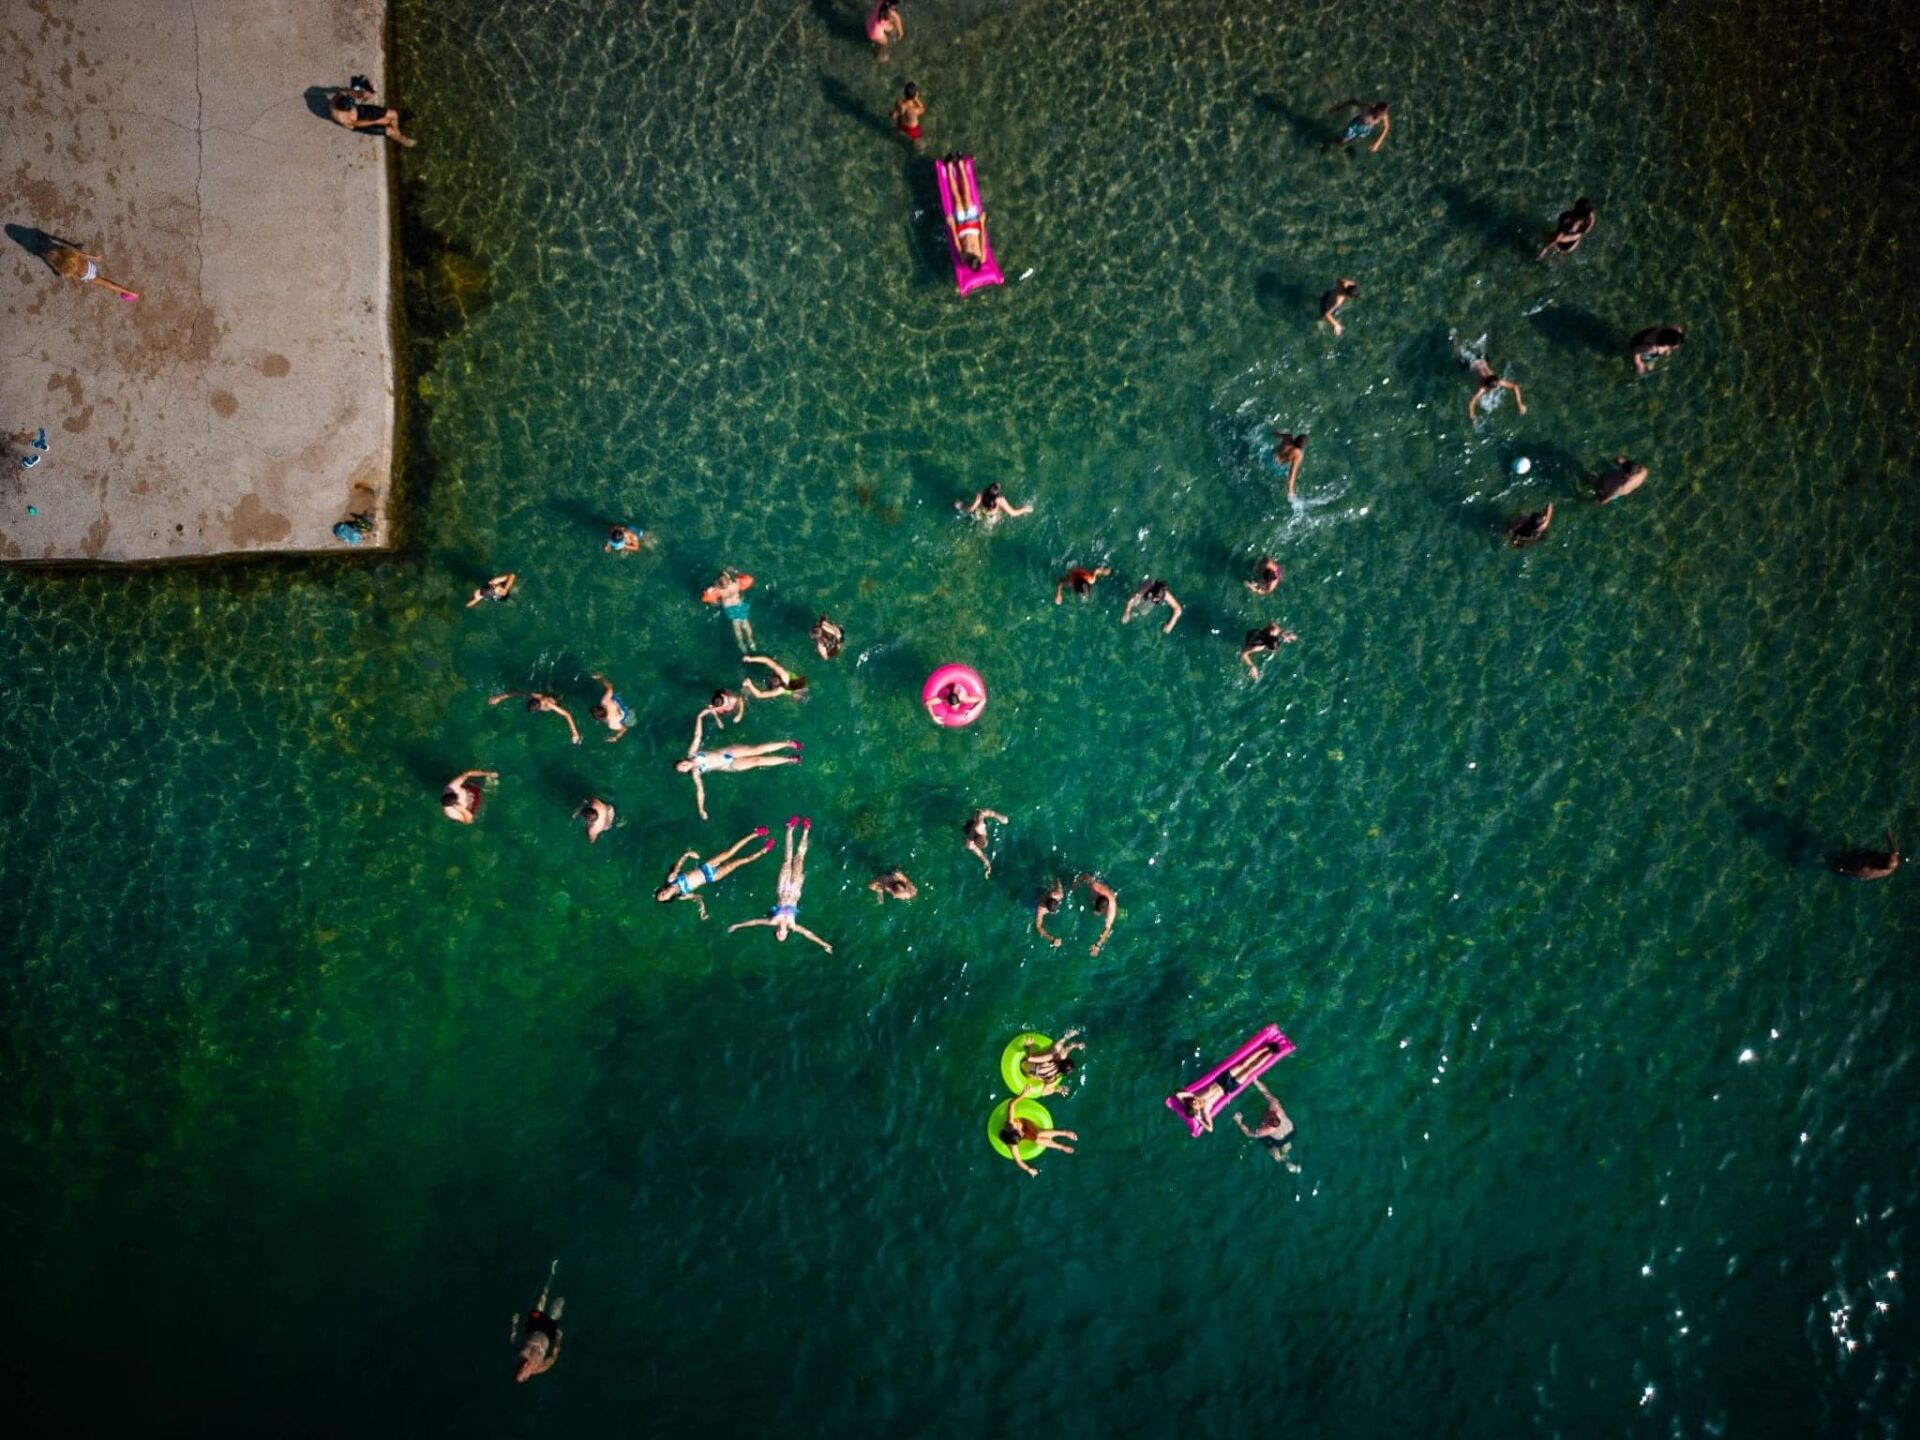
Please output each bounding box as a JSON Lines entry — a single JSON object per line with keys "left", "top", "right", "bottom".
{"left": 510, "top": 1262, "right": 563, "bottom": 1383}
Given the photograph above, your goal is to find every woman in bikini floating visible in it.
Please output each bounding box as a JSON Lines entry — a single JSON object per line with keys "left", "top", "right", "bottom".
{"left": 729, "top": 817, "right": 833, "bottom": 952}
{"left": 675, "top": 714, "right": 800, "bottom": 821}
{"left": 1015, "top": 1030, "right": 1086, "bottom": 1097}
{"left": 589, "top": 673, "right": 635, "bottom": 742}
{"left": 656, "top": 827, "right": 774, "bottom": 918}
{"left": 938, "top": 153, "right": 989, "bottom": 270}
{"left": 1173, "top": 1041, "right": 1284, "bottom": 1134}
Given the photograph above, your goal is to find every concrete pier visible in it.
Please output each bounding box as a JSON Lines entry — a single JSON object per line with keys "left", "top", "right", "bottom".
{"left": 2, "top": 0, "right": 396, "bottom": 563}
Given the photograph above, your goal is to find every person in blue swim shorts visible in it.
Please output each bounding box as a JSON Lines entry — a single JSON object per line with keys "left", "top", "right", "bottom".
{"left": 1328, "top": 96, "right": 1390, "bottom": 153}
{"left": 655, "top": 826, "right": 774, "bottom": 918}
{"left": 589, "top": 672, "right": 636, "bottom": 743}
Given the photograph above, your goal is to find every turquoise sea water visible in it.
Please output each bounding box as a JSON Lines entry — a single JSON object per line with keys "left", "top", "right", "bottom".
{"left": 3, "top": 0, "right": 1918, "bottom": 1432}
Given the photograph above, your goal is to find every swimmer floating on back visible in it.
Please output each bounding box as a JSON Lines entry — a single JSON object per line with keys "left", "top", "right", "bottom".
{"left": 1328, "top": 97, "right": 1390, "bottom": 153}
{"left": 656, "top": 827, "right": 773, "bottom": 919}
{"left": 440, "top": 769, "right": 498, "bottom": 824}
{"left": 964, "top": 807, "right": 1008, "bottom": 877}
{"left": 589, "top": 673, "right": 635, "bottom": 742}
{"left": 728, "top": 816, "right": 833, "bottom": 952}
{"left": 957, "top": 480, "right": 1032, "bottom": 524}
{"left": 1539, "top": 197, "right": 1596, "bottom": 259}
{"left": 676, "top": 714, "right": 800, "bottom": 821}
{"left": 702, "top": 569, "right": 757, "bottom": 652}
{"left": 868, "top": 868, "right": 918, "bottom": 904}
{"left": 996, "top": 1097, "right": 1078, "bottom": 1179}
{"left": 1232, "top": 1077, "right": 1301, "bottom": 1170}
{"left": 466, "top": 573, "right": 517, "bottom": 607}
{"left": 1075, "top": 874, "right": 1118, "bottom": 955}
{"left": 488, "top": 689, "right": 582, "bottom": 745}
{"left": 1121, "top": 577, "right": 1183, "bottom": 634}
{"left": 1246, "top": 557, "right": 1283, "bottom": 595}
{"left": 938, "top": 153, "right": 989, "bottom": 271}
{"left": 510, "top": 1262, "right": 563, "bottom": 1384}
{"left": 1173, "top": 1041, "right": 1284, "bottom": 1134}
{"left": 1054, "top": 565, "right": 1111, "bottom": 604}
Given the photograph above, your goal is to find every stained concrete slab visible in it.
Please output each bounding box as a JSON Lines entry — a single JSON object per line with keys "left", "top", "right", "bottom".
{"left": 2, "top": 0, "right": 396, "bottom": 563}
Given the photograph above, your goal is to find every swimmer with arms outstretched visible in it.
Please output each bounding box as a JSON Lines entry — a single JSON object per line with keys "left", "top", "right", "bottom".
{"left": 742, "top": 654, "right": 810, "bottom": 705}
{"left": 1329, "top": 97, "right": 1390, "bottom": 152}
{"left": 1240, "top": 621, "right": 1298, "bottom": 681}
{"left": 1246, "top": 557, "right": 1283, "bottom": 595}
{"left": 489, "top": 690, "right": 582, "bottom": 745}
{"left": 589, "top": 673, "right": 635, "bottom": 742}
{"left": 1586, "top": 457, "right": 1648, "bottom": 504}
{"left": 441, "top": 769, "right": 498, "bottom": 824}
{"left": 1034, "top": 878, "right": 1065, "bottom": 947}
{"left": 676, "top": 714, "right": 800, "bottom": 821}
{"left": 938, "top": 153, "right": 989, "bottom": 270}
{"left": 510, "top": 1262, "right": 563, "bottom": 1384}
{"left": 1320, "top": 278, "right": 1359, "bottom": 336}
{"left": 656, "top": 827, "right": 773, "bottom": 918}
{"left": 573, "top": 796, "right": 615, "bottom": 844}
{"left": 1831, "top": 829, "right": 1899, "bottom": 881}
{"left": 1232, "top": 1077, "right": 1301, "bottom": 1170}
{"left": 1055, "top": 565, "right": 1111, "bottom": 604}
{"left": 997, "top": 1096, "right": 1078, "bottom": 1179}
{"left": 1272, "top": 431, "right": 1309, "bottom": 499}
{"left": 964, "top": 807, "right": 1008, "bottom": 877}
{"left": 957, "top": 480, "right": 1032, "bottom": 523}
{"left": 466, "top": 573, "right": 516, "bottom": 607}
{"left": 1539, "top": 197, "right": 1596, "bottom": 259}
{"left": 1074, "top": 874, "right": 1118, "bottom": 955}
{"left": 1017, "top": 1030, "right": 1085, "bottom": 1096}
{"left": 728, "top": 816, "right": 832, "bottom": 951}
{"left": 868, "top": 868, "right": 918, "bottom": 904}
{"left": 1122, "top": 577, "right": 1183, "bottom": 634}
{"left": 1467, "top": 356, "right": 1526, "bottom": 422}
{"left": 1174, "top": 1042, "right": 1284, "bottom": 1134}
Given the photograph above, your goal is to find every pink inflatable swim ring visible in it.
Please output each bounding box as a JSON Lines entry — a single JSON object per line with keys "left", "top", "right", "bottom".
{"left": 922, "top": 664, "right": 987, "bottom": 728}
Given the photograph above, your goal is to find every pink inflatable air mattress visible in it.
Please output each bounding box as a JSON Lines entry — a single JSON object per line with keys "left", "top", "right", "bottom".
{"left": 1165, "top": 1023, "right": 1295, "bottom": 1137}
{"left": 934, "top": 156, "right": 1004, "bottom": 296}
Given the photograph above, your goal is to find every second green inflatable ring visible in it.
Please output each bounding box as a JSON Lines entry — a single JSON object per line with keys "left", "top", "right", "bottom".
{"left": 987, "top": 1098, "right": 1054, "bottom": 1161}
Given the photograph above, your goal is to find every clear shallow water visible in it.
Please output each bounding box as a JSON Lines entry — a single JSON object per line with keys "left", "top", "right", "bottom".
{"left": 3, "top": 0, "right": 1918, "bottom": 1432}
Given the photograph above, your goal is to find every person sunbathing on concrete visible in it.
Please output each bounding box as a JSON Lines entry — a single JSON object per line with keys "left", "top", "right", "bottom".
{"left": 328, "top": 76, "right": 416, "bottom": 147}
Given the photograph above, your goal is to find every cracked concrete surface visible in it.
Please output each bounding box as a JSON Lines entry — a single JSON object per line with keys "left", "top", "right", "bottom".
{"left": 1, "top": 0, "right": 394, "bottom": 563}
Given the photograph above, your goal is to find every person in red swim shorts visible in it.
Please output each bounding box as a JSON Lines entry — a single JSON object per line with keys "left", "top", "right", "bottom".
{"left": 891, "top": 81, "right": 925, "bottom": 148}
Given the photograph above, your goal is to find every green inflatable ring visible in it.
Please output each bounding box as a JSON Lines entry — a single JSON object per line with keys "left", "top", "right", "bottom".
{"left": 987, "top": 1098, "right": 1054, "bottom": 1161}
{"left": 1000, "top": 1032, "right": 1053, "bottom": 1095}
